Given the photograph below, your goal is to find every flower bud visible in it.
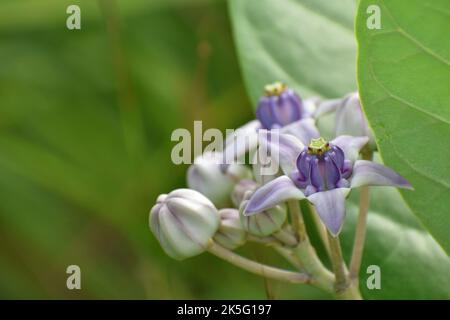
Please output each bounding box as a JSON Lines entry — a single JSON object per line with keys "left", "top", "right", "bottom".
{"left": 149, "top": 189, "right": 220, "bottom": 260}
{"left": 256, "top": 81, "right": 305, "bottom": 129}
{"left": 231, "top": 179, "right": 259, "bottom": 207}
{"left": 187, "top": 152, "right": 251, "bottom": 207}
{"left": 213, "top": 209, "right": 247, "bottom": 250}
{"left": 239, "top": 192, "right": 287, "bottom": 237}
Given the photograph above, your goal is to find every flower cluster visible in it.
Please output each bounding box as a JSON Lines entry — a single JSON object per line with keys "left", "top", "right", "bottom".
{"left": 149, "top": 82, "right": 412, "bottom": 260}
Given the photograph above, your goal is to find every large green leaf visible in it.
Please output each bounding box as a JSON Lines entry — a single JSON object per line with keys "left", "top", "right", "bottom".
{"left": 228, "top": 0, "right": 358, "bottom": 105}
{"left": 227, "top": 0, "right": 355, "bottom": 285}
{"left": 229, "top": 0, "right": 450, "bottom": 298}
{"left": 356, "top": 0, "right": 450, "bottom": 254}
{"left": 342, "top": 186, "right": 450, "bottom": 299}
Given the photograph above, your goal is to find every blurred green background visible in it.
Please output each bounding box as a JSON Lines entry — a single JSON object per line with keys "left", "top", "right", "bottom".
{"left": 0, "top": 0, "right": 331, "bottom": 299}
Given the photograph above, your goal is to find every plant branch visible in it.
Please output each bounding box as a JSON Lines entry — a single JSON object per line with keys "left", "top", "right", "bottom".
{"left": 207, "top": 241, "right": 311, "bottom": 284}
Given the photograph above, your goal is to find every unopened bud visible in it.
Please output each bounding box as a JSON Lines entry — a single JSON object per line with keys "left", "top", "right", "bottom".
{"left": 149, "top": 189, "right": 220, "bottom": 260}
{"left": 187, "top": 152, "right": 251, "bottom": 207}
{"left": 213, "top": 209, "right": 247, "bottom": 250}
{"left": 231, "top": 179, "right": 259, "bottom": 207}
{"left": 239, "top": 191, "right": 287, "bottom": 237}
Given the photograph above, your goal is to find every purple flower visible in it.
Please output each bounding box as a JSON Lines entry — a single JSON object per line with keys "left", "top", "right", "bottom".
{"left": 256, "top": 81, "right": 305, "bottom": 129}
{"left": 243, "top": 131, "right": 412, "bottom": 236}
{"left": 223, "top": 82, "right": 320, "bottom": 168}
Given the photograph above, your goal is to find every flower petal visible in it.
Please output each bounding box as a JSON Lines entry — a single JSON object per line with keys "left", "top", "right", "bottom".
{"left": 256, "top": 96, "right": 275, "bottom": 129}
{"left": 350, "top": 160, "right": 413, "bottom": 189}
{"left": 303, "top": 97, "right": 322, "bottom": 117}
{"left": 307, "top": 188, "right": 350, "bottom": 236}
{"left": 244, "top": 176, "right": 305, "bottom": 215}
{"left": 275, "top": 90, "right": 302, "bottom": 126}
{"left": 223, "top": 120, "right": 260, "bottom": 166}
{"left": 335, "top": 93, "right": 368, "bottom": 137}
{"left": 331, "top": 135, "right": 369, "bottom": 162}
{"left": 282, "top": 118, "right": 320, "bottom": 146}
{"left": 257, "top": 129, "right": 305, "bottom": 176}
{"left": 313, "top": 97, "right": 343, "bottom": 118}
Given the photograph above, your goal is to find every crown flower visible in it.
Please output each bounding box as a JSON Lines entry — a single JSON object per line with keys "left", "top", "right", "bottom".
{"left": 244, "top": 131, "right": 412, "bottom": 236}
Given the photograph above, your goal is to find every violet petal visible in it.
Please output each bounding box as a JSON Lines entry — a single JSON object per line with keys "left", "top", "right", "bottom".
{"left": 244, "top": 176, "right": 305, "bottom": 215}
{"left": 307, "top": 188, "right": 350, "bottom": 236}
{"left": 258, "top": 129, "right": 304, "bottom": 175}
{"left": 350, "top": 160, "right": 413, "bottom": 189}
{"left": 331, "top": 135, "right": 369, "bottom": 162}
{"left": 282, "top": 118, "right": 320, "bottom": 146}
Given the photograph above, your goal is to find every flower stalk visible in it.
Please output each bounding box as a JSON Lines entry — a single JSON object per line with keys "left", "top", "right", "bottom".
{"left": 327, "top": 231, "right": 362, "bottom": 299}
{"left": 207, "top": 240, "right": 311, "bottom": 284}
{"left": 349, "top": 148, "right": 373, "bottom": 280}
{"left": 291, "top": 240, "right": 335, "bottom": 293}
{"left": 327, "top": 231, "right": 348, "bottom": 291}
{"left": 287, "top": 200, "right": 335, "bottom": 293}
{"left": 287, "top": 200, "right": 307, "bottom": 242}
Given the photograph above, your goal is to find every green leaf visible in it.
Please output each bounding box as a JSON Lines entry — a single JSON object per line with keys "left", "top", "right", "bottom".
{"left": 342, "top": 185, "right": 450, "bottom": 299}
{"left": 228, "top": 0, "right": 358, "bottom": 106}
{"left": 230, "top": 0, "right": 450, "bottom": 298}
{"left": 356, "top": 0, "right": 450, "bottom": 254}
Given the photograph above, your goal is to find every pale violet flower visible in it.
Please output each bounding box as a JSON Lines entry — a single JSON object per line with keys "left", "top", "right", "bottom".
{"left": 243, "top": 131, "right": 412, "bottom": 236}
{"left": 315, "top": 92, "right": 376, "bottom": 148}
{"left": 187, "top": 151, "right": 252, "bottom": 207}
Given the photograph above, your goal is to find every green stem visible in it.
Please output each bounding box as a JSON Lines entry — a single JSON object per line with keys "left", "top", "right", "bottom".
{"left": 349, "top": 184, "right": 370, "bottom": 280}
{"left": 273, "top": 246, "right": 304, "bottom": 270}
{"left": 207, "top": 241, "right": 310, "bottom": 284}
{"left": 327, "top": 232, "right": 347, "bottom": 291}
{"left": 349, "top": 149, "right": 373, "bottom": 280}
{"left": 309, "top": 204, "right": 331, "bottom": 259}
{"left": 272, "top": 226, "right": 298, "bottom": 247}
{"left": 286, "top": 200, "right": 335, "bottom": 293}
{"left": 287, "top": 200, "right": 307, "bottom": 242}
{"left": 292, "top": 241, "right": 335, "bottom": 293}
{"left": 326, "top": 232, "right": 362, "bottom": 299}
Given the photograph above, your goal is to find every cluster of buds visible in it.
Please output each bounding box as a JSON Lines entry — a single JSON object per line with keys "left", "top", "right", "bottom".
{"left": 149, "top": 81, "right": 411, "bottom": 262}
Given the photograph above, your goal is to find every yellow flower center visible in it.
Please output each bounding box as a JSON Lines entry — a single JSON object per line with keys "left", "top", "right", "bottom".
{"left": 308, "top": 137, "right": 330, "bottom": 155}
{"left": 264, "top": 81, "right": 287, "bottom": 96}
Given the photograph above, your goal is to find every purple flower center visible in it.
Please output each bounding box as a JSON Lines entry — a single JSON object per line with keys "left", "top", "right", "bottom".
{"left": 256, "top": 82, "right": 304, "bottom": 129}
{"left": 293, "top": 137, "right": 352, "bottom": 196}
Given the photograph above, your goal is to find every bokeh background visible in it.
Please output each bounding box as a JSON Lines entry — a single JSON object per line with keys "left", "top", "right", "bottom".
{"left": 0, "top": 0, "right": 333, "bottom": 299}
